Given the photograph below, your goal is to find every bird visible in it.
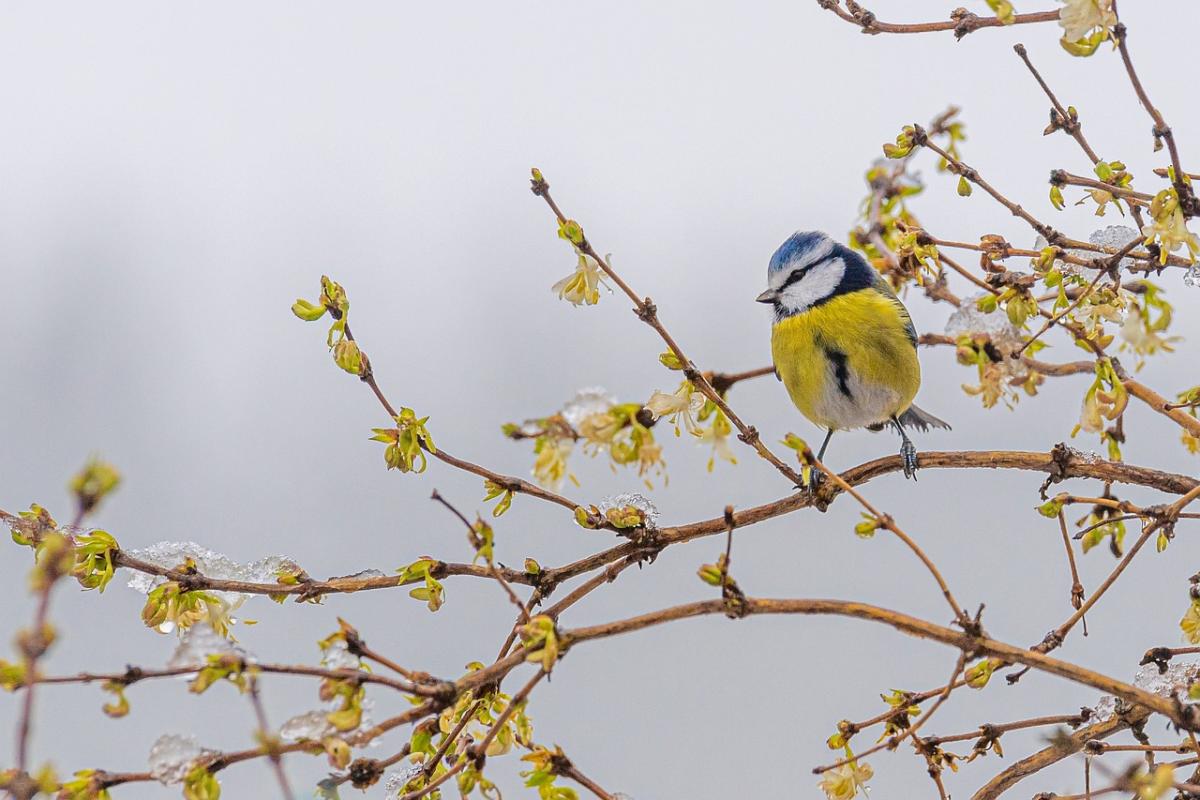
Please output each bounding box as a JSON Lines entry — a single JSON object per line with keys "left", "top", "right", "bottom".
{"left": 756, "top": 230, "right": 949, "bottom": 481}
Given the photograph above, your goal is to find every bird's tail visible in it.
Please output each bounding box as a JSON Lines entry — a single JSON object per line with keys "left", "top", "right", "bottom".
{"left": 897, "top": 404, "right": 951, "bottom": 432}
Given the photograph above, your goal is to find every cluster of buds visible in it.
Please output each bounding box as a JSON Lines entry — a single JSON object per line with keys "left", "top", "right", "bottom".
{"left": 520, "top": 744, "right": 578, "bottom": 800}
{"left": 1072, "top": 359, "right": 1129, "bottom": 458}
{"left": 141, "top": 580, "right": 235, "bottom": 637}
{"left": 292, "top": 276, "right": 372, "bottom": 378}
{"left": 370, "top": 407, "right": 436, "bottom": 474}
{"left": 1143, "top": 179, "right": 1200, "bottom": 265}
{"left": 519, "top": 615, "right": 562, "bottom": 673}
{"left": 397, "top": 557, "right": 445, "bottom": 612}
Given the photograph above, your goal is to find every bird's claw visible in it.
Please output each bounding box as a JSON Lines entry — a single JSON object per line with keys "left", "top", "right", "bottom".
{"left": 794, "top": 467, "right": 824, "bottom": 494}
{"left": 900, "top": 440, "right": 919, "bottom": 480}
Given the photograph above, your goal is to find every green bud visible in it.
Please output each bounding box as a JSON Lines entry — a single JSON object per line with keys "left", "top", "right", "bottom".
{"left": 697, "top": 564, "right": 723, "bottom": 586}
{"left": 1036, "top": 497, "right": 1065, "bottom": 518}
{"left": 332, "top": 339, "right": 364, "bottom": 375}
{"left": 291, "top": 298, "right": 327, "bottom": 321}
{"left": 854, "top": 513, "right": 880, "bottom": 539}
{"left": 1050, "top": 184, "right": 1066, "bottom": 210}
{"left": 659, "top": 351, "right": 684, "bottom": 370}
{"left": 1059, "top": 29, "right": 1107, "bottom": 57}
{"left": 557, "top": 219, "right": 585, "bottom": 246}
{"left": 965, "top": 658, "right": 999, "bottom": 689}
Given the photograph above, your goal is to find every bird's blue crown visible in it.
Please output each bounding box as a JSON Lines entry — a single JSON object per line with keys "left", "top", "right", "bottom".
{"left": 768, "top": 231, "right": 836, "bottom": 277}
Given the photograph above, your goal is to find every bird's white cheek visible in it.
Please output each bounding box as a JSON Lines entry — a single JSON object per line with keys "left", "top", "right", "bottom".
{"left": 778, "top": 259, "right": 846, "bottom": 314}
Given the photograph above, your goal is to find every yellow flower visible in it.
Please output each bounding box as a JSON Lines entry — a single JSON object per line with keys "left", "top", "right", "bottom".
{"left": 819, "top": 760, "right": 874, "bottom": 800}
{"left": 1058, "top": 0, "right": 1116, "bottom": 42}
{"left": 1077, "top": 388, "right": 1105, "bottom": 434}
{"left": 577, "top": 410, "right": 623, "bottom": 448}
{"left": 645, "top": 381, "right": 704, "bottom": 436}
{"left": 1142, "top": 199, "right": 1200, "bottom": 264}
{"left": 532, "top": 437, "right": 575, "bottom": 491}
{"left": 698, "top": 409, "right": 737, "bottom": 471}
{"left": 551, "top": 253, "right": 611, "bottom": 306}
{"left": 1181, "top": 600, "right": 1200, "bottom": 644}
{"left": 1136, "top": 764, "right": 1174, "bottom": 800}
{"left": 1120, "top": 305, "right": 1176, "bottom": 359}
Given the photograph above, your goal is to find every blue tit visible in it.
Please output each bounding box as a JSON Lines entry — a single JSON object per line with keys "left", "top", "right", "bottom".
{"left": 755, "top": 230, "right": 949, "bottom": 480}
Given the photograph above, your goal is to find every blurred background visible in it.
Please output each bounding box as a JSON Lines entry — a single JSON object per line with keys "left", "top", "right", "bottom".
{"left": 2, "top": 1, "right": 1198, "bottom": 797}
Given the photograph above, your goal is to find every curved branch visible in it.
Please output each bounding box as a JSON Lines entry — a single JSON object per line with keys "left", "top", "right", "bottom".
{"left": 562, "top": 597, "right": 1191, "bottom": 726}
{"left": 8, "top": 448, "right": 1191, "bottom": 605}
{"left": 817, "top": 1, "right": 1059, "bottom": 37}
{"left": 536, "top": 448, "right": 1199, "bottom": 586}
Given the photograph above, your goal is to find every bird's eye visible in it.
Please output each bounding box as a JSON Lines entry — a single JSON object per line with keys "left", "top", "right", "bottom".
{"left": 779, "top": 268, "right": 807, "bottom": 289}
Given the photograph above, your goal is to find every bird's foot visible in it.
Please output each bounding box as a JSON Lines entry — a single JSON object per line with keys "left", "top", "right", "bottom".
{"left": 900, "top": 440, "right": 918, "bottom": 480}
{"left": 793, "top": 466, "right": 824, "bottom": 494}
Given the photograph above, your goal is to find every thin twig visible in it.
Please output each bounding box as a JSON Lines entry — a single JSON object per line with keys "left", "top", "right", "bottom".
{"left": 246, "top": 675, "right": 295, "bottom": 800}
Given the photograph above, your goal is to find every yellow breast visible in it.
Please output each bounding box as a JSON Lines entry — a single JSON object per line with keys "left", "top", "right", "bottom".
{"left": 771, "top": 289, "right": 921, "bottom": 430}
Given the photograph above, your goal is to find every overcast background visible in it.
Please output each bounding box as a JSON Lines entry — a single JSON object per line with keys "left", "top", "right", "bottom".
{"left": 2, "top": 2, "right": 1199, "bottom": 797}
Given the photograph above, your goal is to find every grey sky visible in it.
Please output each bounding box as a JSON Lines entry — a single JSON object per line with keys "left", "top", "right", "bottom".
{"left": 2, "top": 2, "right": 1200, "bottom": 797}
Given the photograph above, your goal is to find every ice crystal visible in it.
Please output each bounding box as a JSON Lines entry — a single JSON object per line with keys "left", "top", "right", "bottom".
{"left": 1185, "top": 263, "right": 1200, "bottom": 288}
{"left": 280, "top": 700, "right": 378, "bottom": 746}
{"left": 598, "top": 492, "right": 660, "bottom": 529}
{"left": 1040, "top": 226, "right": 1138, "bottom": 279}
{"left": 321, "top": 639, "right": 362, "bottom": 671}
{"left": 1090, "top": 225, "right": 1139, "bottom": 266}
{"left": 944, "top": 295, "right": 1022, "bottom": 349}
{"left": 125, "top": 541, "right": 298, "bottom": 606}
{"left": 1134, "top": 660, "right": 1200, "bottom": 695}
{"left": 330, "top": 568, "right": 385, "bottom": 581}
{"left": 561, "top": 387, "right": 617, "bottom": 428}
{"left": 383, "top": 761, "right": 426, "bottom": 795}
{"left": 1093, "top": 660, "right": 1200, "bottom": 720}
{"left": 148, "top": 734, "right": 211, "bottom": 785}
{"left": 279, "top": 710, "right": 334, "bottom": 742}
{"left": 1061, "top": 446, "right": 1102, "bottom": 465}
{"left": 167, "top": 623, "right": 246, "bottom": 669}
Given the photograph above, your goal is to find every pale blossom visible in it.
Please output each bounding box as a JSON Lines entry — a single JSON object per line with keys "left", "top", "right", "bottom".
{"left": 697, "top": 411, "right": 737, "bottom": 471}
{"left": 645, "top": 381, "right": 704, "bottom": 436}
{"left": 1058, "top": 0, "right": 1116, "bottom": 42}
{"left": 1142, "top": 205, "right": 1200, "bottom": 264}
{"left": 532, "top": 438, "right": 574, "bottom": 491}
{"left": 819, "top": 760, "right": 874, "bottom": 800}
{"left": 551, "top": 253, "right": 611, "bottom": 306}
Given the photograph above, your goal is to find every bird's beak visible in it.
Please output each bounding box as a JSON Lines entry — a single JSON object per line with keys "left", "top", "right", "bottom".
{"left": 755, "top": 289, "right": 777, "bottom": 304}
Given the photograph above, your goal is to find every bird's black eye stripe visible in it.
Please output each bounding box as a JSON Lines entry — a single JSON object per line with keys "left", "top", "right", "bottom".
{"left": 780, "top": 268, "right": 807, "bottom": 289}
{"left": 779, "top": 256, "right": 830, "bottom": 289}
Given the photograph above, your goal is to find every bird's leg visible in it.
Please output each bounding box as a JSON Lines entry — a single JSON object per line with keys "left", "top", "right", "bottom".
{"left": 796, "top": 429, "right": 835, "bottom": 492}
{"left": 816, "top": 428, "right": 834, "bottom": 462}
{"left": 891, "top": 415, "right": 918, "bottom": 480}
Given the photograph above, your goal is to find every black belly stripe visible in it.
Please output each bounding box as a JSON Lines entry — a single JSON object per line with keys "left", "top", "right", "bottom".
{"left": 822, "top": 345, "right": 853, "bottom": 399}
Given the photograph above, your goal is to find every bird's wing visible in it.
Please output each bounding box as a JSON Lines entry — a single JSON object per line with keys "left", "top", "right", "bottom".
{"left": 869, "top": 272, "right": 918, "bottom": 349}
